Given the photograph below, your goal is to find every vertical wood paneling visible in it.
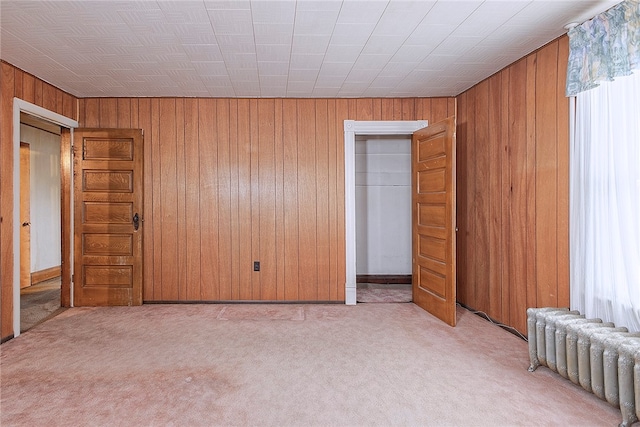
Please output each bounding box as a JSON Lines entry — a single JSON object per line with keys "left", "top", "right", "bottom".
{"left": 137, "top": 98, "right": 155, "bottom": 301}
{"left": 536, "top": 42, "right": 559, "bottom": 308}
{"left": 83, "top": 98, "right": 100, "bottom": 128}
{"left": 525, "top": 54, "right": 538, "bottom": 316}
{"left": 229, "top": 99, "right": 241, "bottom": 300}
{"left": 474, "top": 80, "right": 490, "bottom": 312}
{"left": 500, "top": 69, "right": 512, "bottom": 324}
{"left": 13, "top": 69, "right": 23, "bottom": 99}
{"left": 249, "top": 99, "right": 260, "bottom": 299}
{"left": 237, "top": 99, "right": 252, "bottom": 300}
{"left": 117, "top": 98, "right": 132, "bottom": 128}
{"left": 1, "top": 62, "right": 15, "bottom": 339}
{"left": 151, "top": 99, "right": 161, "bottom": 301}
{"left": 175, "top": 99, "right": 187, "bottom": 300}
{"left": 297, "top": 100, "right": 317, "bottom": 300}
{"left": 217, "top": 99, "right": 233, "bottom": 300}
{"left": 465, "top": 86, "right": 477, "bottom": 306}
{"left": 509, "top": 58, "right": 529, "bottom": 333}
{"left": 34, "top": 79, "right": 43, "bottom": 106}
{"left": 22, "top": 72, "right": 35, "bottom": 104}
{"left": 335, "top": 99, "right": 347, "bottom": 301}
{"left": 42, "top": 82, "right": 57, "bottom": 112}
{"left": 327, "top": 100, "right": 339, "bottom": 301}
{"left": 488, "top": 74, "right": 502, "bottom": 320}
{"left": 315, "top": 99, "right": 330, "bottom": 300}
{"left": 199, "top": 99, "right": 219, "bottom": 300}
{"left": 282, "top": 99, "right": 299, "bottom": 300}
{"left": 274, "top": 99, "right": 285, "bottom": 300}
{"left": 431, "top": 98, "right": 449, "bottom": 123}
{"left": 1, "top": 62, "right": 77, "bottom": 340}
{"left": 258, "top": 99, "right": 276, "bottom": 300}
{"left": 556, "top": 37, "right": 571, "bottom": 308}
{"left": 159, "top": 98, "right": 178, "bottom": 300}
{"left": 455, "top": 92, "right": 468, "bottom": 305}
{"left": 184, "top": 98, "right": 201, "bottom": 300}
{"left": 455, "top": 37, "right": 570, "bottom": 334}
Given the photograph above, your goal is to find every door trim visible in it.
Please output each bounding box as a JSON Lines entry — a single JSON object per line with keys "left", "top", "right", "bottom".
{"left": 12, "top": 98, "right": 78, "bottom": 337}
{"left": 343, "top": 120, "right": 428, "bottom": 305}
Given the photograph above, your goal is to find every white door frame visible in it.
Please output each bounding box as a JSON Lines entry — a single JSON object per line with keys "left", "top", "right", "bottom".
{"left": 13, "top": 98, "right": 78, "bottom": 337}
{"left": 343, "top": 120, "right": 428, "bottom": 305}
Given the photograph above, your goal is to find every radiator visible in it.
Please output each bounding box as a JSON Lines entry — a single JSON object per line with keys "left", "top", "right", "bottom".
{"left": 527, "top": 307, "right": 640, "bottom": 427}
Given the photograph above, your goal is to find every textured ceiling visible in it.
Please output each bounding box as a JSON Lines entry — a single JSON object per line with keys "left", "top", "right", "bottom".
{"left": 0, "top": 0, "right": 621, "bottom": 98}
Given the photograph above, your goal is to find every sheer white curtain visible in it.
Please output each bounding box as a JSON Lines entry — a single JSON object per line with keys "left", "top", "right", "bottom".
{"left": 570, "top": 71, "right": 640, "bottom": 332}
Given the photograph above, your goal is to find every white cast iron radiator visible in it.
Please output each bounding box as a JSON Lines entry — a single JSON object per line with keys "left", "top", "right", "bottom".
{"left": 527, "top": 307, "right": 640, "bottom": 427}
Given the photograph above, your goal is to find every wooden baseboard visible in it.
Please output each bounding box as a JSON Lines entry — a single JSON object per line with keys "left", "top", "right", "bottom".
{"left": 31, "top": 266, "right": 61, "bottom": 285}
{"left": 356, "top": 274, "right": 412, "bottom": 284}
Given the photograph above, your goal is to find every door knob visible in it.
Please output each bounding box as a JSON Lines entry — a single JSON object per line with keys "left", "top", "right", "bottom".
{"left": 133, "top": 213, "right": 140, "bottom": 231}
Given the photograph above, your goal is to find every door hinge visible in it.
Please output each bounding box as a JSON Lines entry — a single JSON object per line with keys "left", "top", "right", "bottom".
{"left": 71, "top": 274, "right": 74, "bottom": 283}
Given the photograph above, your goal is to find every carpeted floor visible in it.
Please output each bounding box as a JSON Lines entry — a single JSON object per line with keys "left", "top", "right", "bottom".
{"left": 356, "top": 282, "right": 412, "bottom": 303}
{"left": 0, "top": 303, "right": 622, "bottom": 426}
{"left": 20, "top": 277, "right": 64, "bottom": 333}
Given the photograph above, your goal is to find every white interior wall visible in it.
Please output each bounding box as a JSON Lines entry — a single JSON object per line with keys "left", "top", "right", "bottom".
{"left": 355, "top": 136, "right": 411, "bottom": 275}
{"left": 20, "top": 123, "right": 61, "bottom": 273}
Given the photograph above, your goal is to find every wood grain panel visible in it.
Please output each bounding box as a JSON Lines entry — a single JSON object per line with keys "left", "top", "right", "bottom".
{"left": 474, "top": 79, "right": 490, "bottom": 313}
{"left": 1, "top": 62, "right": 15, "bottom": 339}
{"left": 455, "top": 92, "right": 468, "bottom": 305}
{"left": 315, "top": 99, "right": 330, "bottom": 300}
{"left": 137, "top": 98, "right": 155, "bottom": 301}
{"left": 100, "top": 98, "right": 118, "bottom": 128}
{"left": 150, "top": 99, "right": 161, "bottom": 301}
{"left": 525, "top": 54, "right": 538, "bottom": 318}
{"left": 282, "top": 99, "right": 299, "bottom": 300}
{"left": 217, "top": 99, "right": 233, "bottom": 300}
{"left": 198, "top": 99, "right": 218, "bottom": 300}
{"left": 175, "top": 99, "right": 187, "bottom": 300}
{"left": 328, "top": 100, "right": 339, "bottom": 300}
{"left": 509, "top": 58, "right": 529, "bottom": 334}
{"left": 274, "top": 99, "right": 285, "bottom": 300}
{"left": 465, "top": 86, "right": 477, "bottom": 306}
{"left": 237, "top": 99, "right": 252, "bottom": 300}
{"left": 536, "top": 42, "right": 559, "bottom": 308}
{"left": 556, "top": 36, "right": 571, "bottom": 308}
{"left": 249, "top": 99, "right": 260, "bottom": 299}
{"left": 488, "top": 74, "right": 502, "bottom": 320}
{"left": 184, "top": 98, "right": 202, "bottom": 300}
{"left": 22, "top": 72, "right": 35, "bottom": 104}
{"left": 455, "top": 37, "right": 571, "bottom": 335}
{"left": 297, "top": 99, "right": 317, "bottom": 300}
{"left": 258, "top": 99, "right": 276, "bottom": 300}
{"left": 159, "top": 98, "right": 178, "bottom": 300}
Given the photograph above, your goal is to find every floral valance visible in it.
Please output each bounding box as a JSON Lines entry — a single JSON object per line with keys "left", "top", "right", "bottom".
{"left": 566, "top": 0, "right": 640, "bottom": 96}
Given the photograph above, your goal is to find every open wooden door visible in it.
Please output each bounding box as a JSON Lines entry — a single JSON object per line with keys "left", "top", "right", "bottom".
{"left": 73, "top": 129, "right": 143, "bottom": 306}
{"left": 412, "top": 116, "right": 456, "bottom": 326}
{"left": 20, "top": 142, "right": 31, "bottom": 289}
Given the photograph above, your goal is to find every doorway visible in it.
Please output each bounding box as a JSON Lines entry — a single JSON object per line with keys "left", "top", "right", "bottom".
{"left": 19, "top": 114, "right": 64, "bottom": 332}
{"left": 12, "top": 99, "right": 78, "bottom": 337}
{"left": 343, "top": 120, "right": 428, "bottom": 305}
{"left": 355, "top": 134, "right": 412, "bottom": 303}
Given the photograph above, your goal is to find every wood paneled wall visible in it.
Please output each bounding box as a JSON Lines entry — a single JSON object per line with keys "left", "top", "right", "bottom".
{"left": 0, "top": 61, "right": 78, "bottom": 340}
{"left": 455, "top": 36, "right": 570, "bottom": 335}
{"left": 77, "top": 97, "right": 455, "bottom": 303}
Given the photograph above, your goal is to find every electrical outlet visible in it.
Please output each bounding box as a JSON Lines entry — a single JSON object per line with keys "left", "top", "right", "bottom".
{"left": 253, "top": 261, "right": 260, "bottom": 272}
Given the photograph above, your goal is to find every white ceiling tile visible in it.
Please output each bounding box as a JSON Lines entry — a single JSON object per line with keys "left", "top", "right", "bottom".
{"left": 0, "top": 0, "right": 623, "bottom": 98}
{"left": 251, "top": 0, "right": 296, "bottom": 23}
{"left": 324, "top": 45, "right": 363, "bottom": 62}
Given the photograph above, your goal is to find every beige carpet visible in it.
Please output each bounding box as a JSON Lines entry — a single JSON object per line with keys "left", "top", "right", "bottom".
{"left": 0, "top": 303, "right": 622, "bottom": 426}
